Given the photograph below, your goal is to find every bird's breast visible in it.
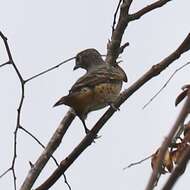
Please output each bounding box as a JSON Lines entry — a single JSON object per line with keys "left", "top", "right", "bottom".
{"left": 89, "top": 81, "right": 122, "bottom": 111}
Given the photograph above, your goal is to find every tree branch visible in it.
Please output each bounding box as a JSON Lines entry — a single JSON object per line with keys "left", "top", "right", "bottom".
{"left": 0, "top": 61, "right": 11, "bottom": 68}
{"left": 143, "top": 61, "right": 190, "bottom": 109}
{"left": 25, "top": 56, "right": 75, "bottom": 83}
{"left": 0, "top": 30, "right": 75, "bottom": 190}
{"left": 123, "top": 154, "right": 153, "bottom": 170}
{"left": 112, "top": 0, "right": 122, "bottom": 33}
{"left": 106, "top": 0, "right": 133, "bottom": 66}
{"left": 35, "top": 33, "right": 190, "bottom": 190}
{"left": 19, "top": 126, "right": 71, "bottom": 190}
{"left": 145, "top": 90, "right": 190, "bottom": 190}
{"left": 20, "top": 110, "right": 75, "bottom": 190}
{"left": 129, "top": 0, "right": 172, "bottom": 21}
{"left": 0, "top": 31, "right": 25, "bottom": 190}
{"left": 106, "top": 0, "right": 172, "bottom": 66}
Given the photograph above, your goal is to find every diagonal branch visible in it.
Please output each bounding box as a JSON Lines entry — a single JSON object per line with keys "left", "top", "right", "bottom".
{"left": 19, "top": 126, "right": 60, "bottom": 166}
{"left": 145, "top": 90, "right": 190, "bottom": 190}
{"left": 19, "top": 126, "right": 71, "bottom": 190}
{"left": 25, "top": 56, "right": 75, "bottom": 83}
{"left": 123, "top": 154, "right": 154, "bottom": 170}
{"left": 129, "top": 0, "right": 172, "bottom": 21}
{"left": 143, "top": 61, "right": 190, "bottom": 109}
{"left": 20, "top": 110, "right": 75, "bottom": 190}
{"left": 35, "top": 33, "right": 190, "bottom": 190}
{"left": 0, "top": 61, "right": 11, "bottom": 68}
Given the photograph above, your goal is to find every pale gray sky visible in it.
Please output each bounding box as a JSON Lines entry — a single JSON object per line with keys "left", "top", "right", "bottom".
{"left": 0, "top": 1, "right": 190, "bottom": 190}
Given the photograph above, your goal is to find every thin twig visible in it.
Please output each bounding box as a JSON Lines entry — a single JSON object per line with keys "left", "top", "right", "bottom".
{"left": 25, "top": 57, "right": 75, "bottom": 83}
{"left": 1, "top": 31, "right": 72, "bottom": 190}
{"left": 143, "top": 62, "right": 190, "bottom": 109}
{"left": 112, "top": 0, "right": 122, "bottom": 33}
{"left": 123, "top": 154, "right": 153, "bottom": 170}
{"left": 0, "top": 61, "right": 11, "bottom": 68}
{"left": 20, "top": 110, "right": 75, "bottom": 190}
{"left": 19, "top": 126, "right": 59, "bottom": 165}
{"left": 129, "top": 0, "right": 172, "bottom": 21}
{"left": 0, "top": 168, "right": 12, "bottom": 178}
{"left": 18, "top": 126, "right": 71, "bottom": 190}
{"left": 0, "top": 30, "right": 25, "bottom": 190}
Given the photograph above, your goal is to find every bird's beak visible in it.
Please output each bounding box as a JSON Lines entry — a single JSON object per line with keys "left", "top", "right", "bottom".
{"left": 73, "top": 64, "right": 80, "bottom": 70}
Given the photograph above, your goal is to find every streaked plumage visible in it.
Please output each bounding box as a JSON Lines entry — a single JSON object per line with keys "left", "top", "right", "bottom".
{"left": 54, "top": 48, "right": 127, "bottom": 133}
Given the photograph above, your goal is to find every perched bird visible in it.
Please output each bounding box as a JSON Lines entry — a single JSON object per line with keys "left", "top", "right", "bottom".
{"left": 54, "top": 48, "right": 127, "bottom": 133}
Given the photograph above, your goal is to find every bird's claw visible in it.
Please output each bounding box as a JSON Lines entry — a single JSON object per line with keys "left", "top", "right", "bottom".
{"left": 84, "top": 127, "right": 101, "bottom": 141}
{"left": 109, "top": 103, "right": 120, "bottom": 111}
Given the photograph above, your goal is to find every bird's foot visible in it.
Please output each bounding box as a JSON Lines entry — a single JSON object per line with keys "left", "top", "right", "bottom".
{"left": 109, "top": 103, "right": 120, "bottom": 111}
{"left": 81, "top": 119, "right": 100, "bottom": 141}
{"left": 84, "top": 126, "right": 90, "bottom": 134}
{"left": 84, "top": 127, "right": 101, "bottom": 140}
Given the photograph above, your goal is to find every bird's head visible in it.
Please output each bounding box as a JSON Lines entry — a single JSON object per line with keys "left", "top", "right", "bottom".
{"left": 74, "top": 48, "right": 105, "bottom": 72}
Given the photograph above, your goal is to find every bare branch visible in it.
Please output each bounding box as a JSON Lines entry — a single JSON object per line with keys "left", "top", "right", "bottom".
{"left": 129, "top": 0, "right": 172, "bottom": 21}
{"left": 19, "top": 125, "right": 72, "bottom": 190}
{"left": 112, "top": 0, "right": 122, "bottom": 33}
{"left": 1, "top": 31, "right": 73, "bottom": 190}
{"left": 0, "top": 168, "right": 12, "bottom": 178}
{"left": 0, "top": 61, "right": 11, "bottom": 68}
{"left": 0, "top": 31, "right": 13, "bottom": 61}
{"left": 0, "top": 31, "right": 26, "bottom": 190}
{"left": 35, "top": 33, "right": 190, "bottom": 190}
{"left": 143, "top": 62, "right": 190, "bottom": 109}
{"left": 19, "top": 126, "right": 60, "bottom": 166}
{"left": 119, "top": 42, "right": 129, "bottom": 54}
{"left": 145, "top": 92, "right": 190, "bottom": 190}
{"left": 25, "top": 56, "right": 75, "bottom": 83}
{"left": 106, "top": 0, "right": 172, "bottom": 66}
{"left": 106, "top": 0, "right": 133, "bottom": 66}
{"left": 123, "top": 154, "right": 153, "bottom": 170}
{"left": 20, "top": 110, "right": 75, "bottom": 190}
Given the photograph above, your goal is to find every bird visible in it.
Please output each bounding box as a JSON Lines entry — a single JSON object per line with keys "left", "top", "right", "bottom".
{"left": 54, "top": 48, "right": 127, "bottom": 133}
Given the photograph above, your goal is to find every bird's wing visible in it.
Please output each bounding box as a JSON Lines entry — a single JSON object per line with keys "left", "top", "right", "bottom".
{"left": 70, "top": 65, "right": 127, "bottom": 93}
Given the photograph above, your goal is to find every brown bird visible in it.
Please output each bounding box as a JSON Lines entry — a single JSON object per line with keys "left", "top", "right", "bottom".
{"left": 54, "top": 48, "right": 127, "bottom": 133}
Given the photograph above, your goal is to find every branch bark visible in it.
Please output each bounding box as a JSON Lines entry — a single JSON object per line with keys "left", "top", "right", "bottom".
{"left": 20, "top": 110, "right": 75, "bottom": 190}
{"left": 0, "top": 31, "right": 25, "bottom": 190}
{"left": 19, "top": 1, "right": 188, "bottom": 189}
{"left": 129, "top": 0, "right": 172, "bottom": 21}
{"left": 35, "top": 33, "right": 190, "bottom": 190}
{"left": 145, "top": 90, "right": 190, "bottom": 190}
